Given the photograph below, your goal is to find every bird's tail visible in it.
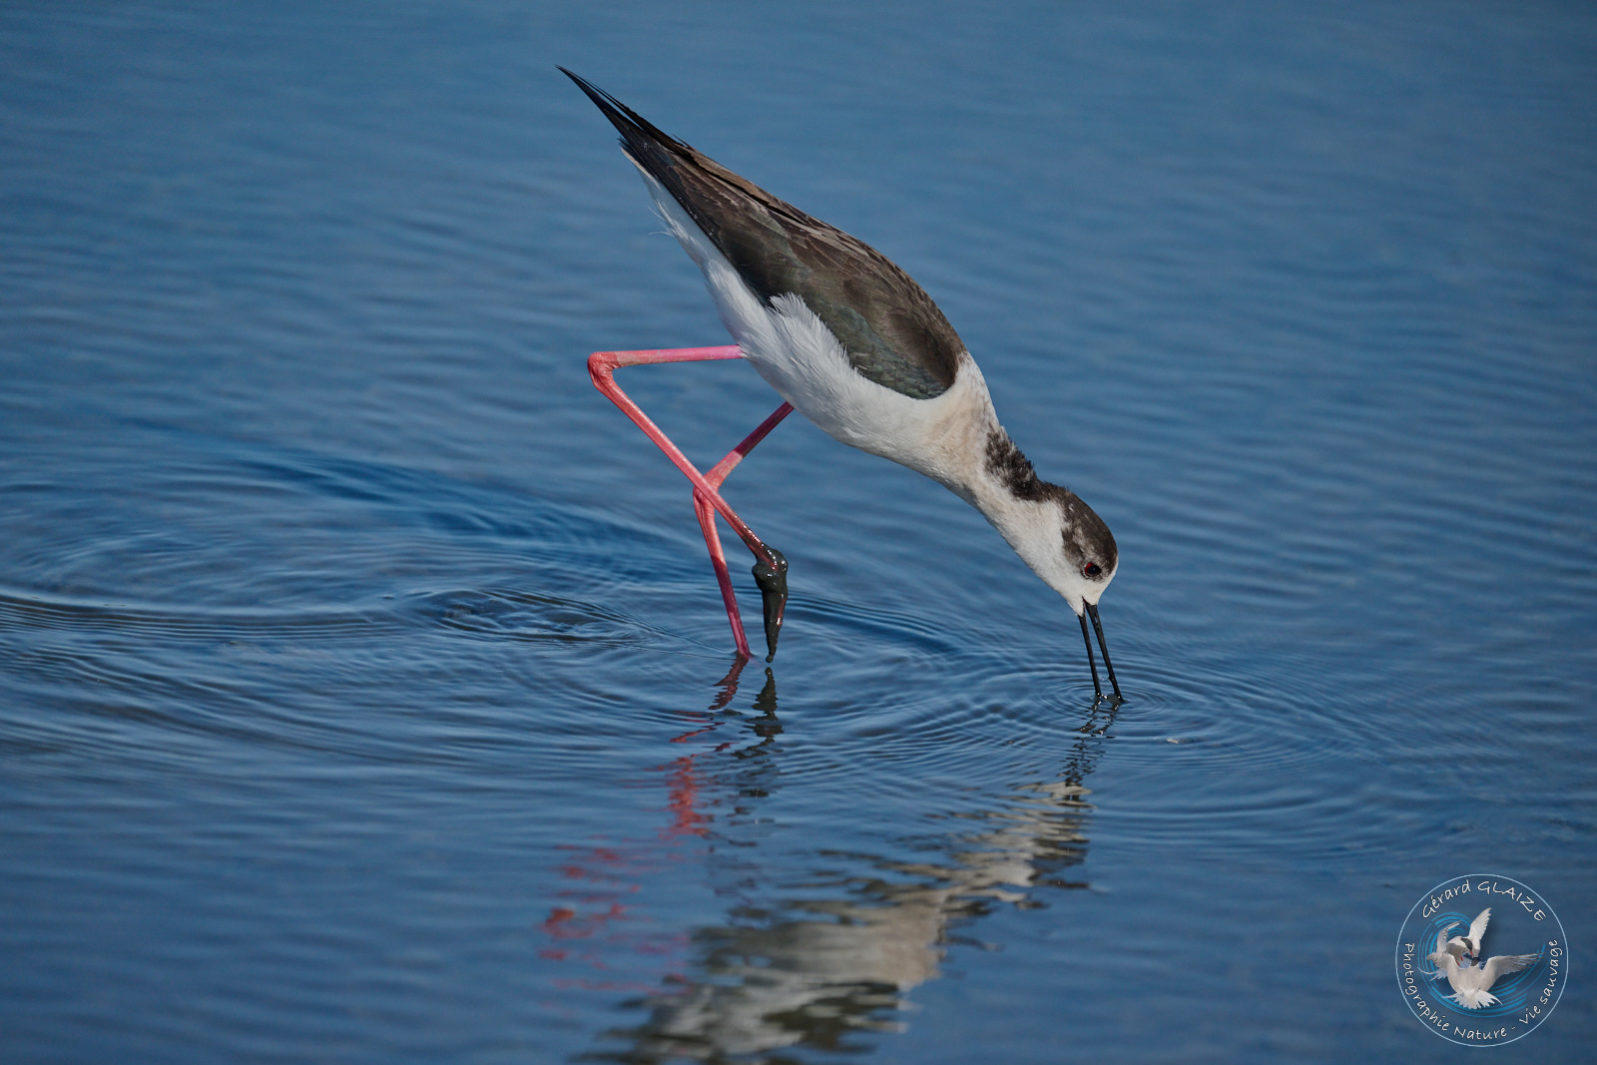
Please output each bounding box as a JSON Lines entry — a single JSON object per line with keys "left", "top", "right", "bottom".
{"left": 559, "top": 68, "right": 685, "bottom": 180}
{"left": 1448, "top": 988, "right": 1499, "bottom": 1009}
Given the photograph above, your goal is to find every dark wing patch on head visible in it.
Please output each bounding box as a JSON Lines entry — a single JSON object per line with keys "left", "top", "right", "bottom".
{"left": 986, "top": 430, "right": 1117, "bottom": 572}
{"left": 986, "top": 431, "right": 1066, "bottom": 504}
{"left": 1066, "top": 499, "right": 1118, "bottom": 575}
{"left": 562, "top": 69, "right": 964, "bottom": 399}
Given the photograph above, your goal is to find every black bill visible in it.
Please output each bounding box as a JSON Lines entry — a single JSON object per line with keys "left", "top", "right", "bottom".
{"left": 1078, "top": 602, "right": 1121, "bottom": 701}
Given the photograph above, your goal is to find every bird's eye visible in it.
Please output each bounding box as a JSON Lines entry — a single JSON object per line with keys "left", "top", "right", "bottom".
{"left": 1082, "top": 562, "right": 1103, "bottom": 580}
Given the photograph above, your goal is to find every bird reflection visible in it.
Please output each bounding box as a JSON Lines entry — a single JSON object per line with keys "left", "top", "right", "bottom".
{"left": 560, "top": 661, "right": 1116, "bottom": 1064}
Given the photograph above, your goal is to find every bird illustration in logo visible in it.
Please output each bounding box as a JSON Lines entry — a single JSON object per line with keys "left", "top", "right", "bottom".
{"left": 1427, "top": 907, "right": 1539, "bottom": 1009}
{"left": 1444, "top": 907, "right": 1492, "bottom": 965}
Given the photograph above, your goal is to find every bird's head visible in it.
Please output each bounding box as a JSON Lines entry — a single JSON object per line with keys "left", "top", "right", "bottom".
{"left": 976, "top": 431, "right": 1121, "bottom": 697}
{"left": 1040, "top": 495, "right": 1119, "bottom": 617}
{"left": 1038, "top": 499, "right": 1120, "bottom": 699}
{"left": 1001, "top": 496, "right": 1120, "bottom": 634}
{"left": 980, "top": 431, "right": 1118, "bottom": 607}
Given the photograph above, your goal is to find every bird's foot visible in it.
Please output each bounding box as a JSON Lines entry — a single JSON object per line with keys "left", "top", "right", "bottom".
{"left": 751, "top": 547, "right": 788, "bottom": 661}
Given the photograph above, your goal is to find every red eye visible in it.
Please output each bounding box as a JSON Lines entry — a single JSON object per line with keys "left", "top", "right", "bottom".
{"left": 1082, "top": 562, "right": 1103, "bottom": 579}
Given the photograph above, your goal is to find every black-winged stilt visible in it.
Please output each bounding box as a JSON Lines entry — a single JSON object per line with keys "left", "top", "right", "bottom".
{"left": 564, "top": 69, "right": 1121, "bottom": 699}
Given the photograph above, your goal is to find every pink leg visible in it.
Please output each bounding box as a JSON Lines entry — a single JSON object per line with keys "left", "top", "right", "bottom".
{"left": 589, "top": 347, "right": 794, "bottom": 658}
{"left": 691, "top": 403, "right": 794, "bottom": 656}
{"left": 690, "top": 494, "right": 747, "bottom": 655}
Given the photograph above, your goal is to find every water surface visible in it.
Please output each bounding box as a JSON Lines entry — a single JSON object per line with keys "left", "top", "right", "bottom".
{"left": 3, "top": 2, "right": 1594, "bottom": 1062}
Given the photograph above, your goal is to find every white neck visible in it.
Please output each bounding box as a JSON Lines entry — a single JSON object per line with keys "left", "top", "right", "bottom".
{"left": 967, "top": 437, "right": 1073, "bottom": 582}
{"left": 915, "top": 365, "right": 1111, "bottom": 611}
{"left": 894, "top": 365, "right": 1070, "bottom": 591}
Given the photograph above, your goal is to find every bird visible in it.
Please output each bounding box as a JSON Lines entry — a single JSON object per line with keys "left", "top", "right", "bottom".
{"left": 563, "top": 68, "right": 1120, "bottom": 698}
{"left": 1442, "top": 907, "right": 1493, "bottom": 966}
{"left": 1427, "top": 917, "right": 1538, "bottom": 1009}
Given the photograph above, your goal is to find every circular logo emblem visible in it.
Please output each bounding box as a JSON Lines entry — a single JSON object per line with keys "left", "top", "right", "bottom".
{"left": 1395, "top": 874, "right": 1567, "bottom": 1045}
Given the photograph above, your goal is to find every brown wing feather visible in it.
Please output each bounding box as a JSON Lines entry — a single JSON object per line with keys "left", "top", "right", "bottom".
{"left": 562, "top": 69, "right": 964, "bottom": 399}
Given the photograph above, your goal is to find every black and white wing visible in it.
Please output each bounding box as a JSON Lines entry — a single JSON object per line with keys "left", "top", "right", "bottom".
{"left": 562, "top": 68, "right": 966, "bottom": 401}
{"left": 1465, "top": 908, "right": 1492, "bottom": 953}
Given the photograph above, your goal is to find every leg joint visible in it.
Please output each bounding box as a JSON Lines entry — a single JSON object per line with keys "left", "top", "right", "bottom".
{"left": 587, "top": 350, "right": 617, "bottom": 390}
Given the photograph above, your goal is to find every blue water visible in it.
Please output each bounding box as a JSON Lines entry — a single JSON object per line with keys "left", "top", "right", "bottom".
{"left": 3, "top": 2, "right": 1595, "bottom": 1061}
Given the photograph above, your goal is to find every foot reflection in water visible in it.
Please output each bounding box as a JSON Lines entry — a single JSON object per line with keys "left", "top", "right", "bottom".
{"left": 558, "top": 662, "right": 1116, "bottom": 1062}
